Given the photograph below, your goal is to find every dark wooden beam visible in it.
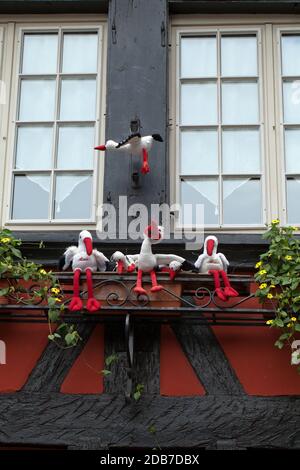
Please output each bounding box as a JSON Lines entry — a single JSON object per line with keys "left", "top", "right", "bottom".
{"left": 104, "top": 323, "right": 160, "bottom": 394}
{"left": 172, "top": 322, "right": 245, "bottom": 395}
{"left": 169, "top": 0, "right": 300, "bottom": 14}
{"left": 0, "top": 394, "right": 299, "bottom": 449}
{"left": 22, "top": 323, "right": 95, "bottom": 392}
{"left": 0, "top": 0, "right": 108, "bottom": 14}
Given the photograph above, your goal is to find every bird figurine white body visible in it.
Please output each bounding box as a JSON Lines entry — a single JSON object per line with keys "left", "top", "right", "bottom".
{"left": 127, "top": 222, "right": 185, "bottom": 294}
{"left": 60, "top": 230, "right": 109, "bottom": 312}
{"left": 194, "top": 235, "right": 238, "bottom": 301}
{"left": 95, "top": 132, "right": 163, "bottom": 174}
{"left": 111, "top": 251, "right": 136, "bottom": 274}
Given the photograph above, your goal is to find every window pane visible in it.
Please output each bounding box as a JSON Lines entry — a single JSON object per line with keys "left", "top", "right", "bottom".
{"left": 22, "top": 33, "right": 58, "bottom": 74}
{"left": 281, "top": 35, "right": 300, "bottom": 76}
{"left": 54, "top": 174, "right": 92, "bottom": 219}
{"left": 60, "top": 79, "right": 96, "bottom": 121}
{"left": 287, "top": 178, "right": 300, "bottom": 223}
{"left": 283, "top": 81, "right": 300, "bottom": 124}
{"left": 181, "top": 130, "right": 218, "bottom": 175}
{"left": 223, "top": 178, "right": 262, "bottom": 224}
{"left": 181, "top": 179, "right": 218, "bottom": 225}
{"left": 62, "top": 33, "right": 98, "bottom": 73}
{"left": 221, "top": 36, "right": 257, "bottom": 77}
{"left": 12, "top": 175, "right": 50, "bottom": 219}
{"left": 222, "top": 82, "right": 259, "bottom": 124}
{"left": 19, "top": 80, "right": 56, "bottom": 121}
{"left": 15, "top": 126, "right": 53, "bottom": 170}
{"left": 222, "top": 129, "right": 260, "bottom": 174}
{"left": 57, "top": 126, "right": 94, "bottom": 169}
{"left": 181, "top": 83, "right": 217, "bottom": 125}
{"left": 285, "top": 129, "right": 300, "bottom": 173}
{"left": 181, "top": 36, "right": 217, "bottom": 78}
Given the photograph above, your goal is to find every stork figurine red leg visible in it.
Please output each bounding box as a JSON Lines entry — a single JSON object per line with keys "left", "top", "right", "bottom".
{"left": 60, "top": 230, "right": 110, "bottom": 313}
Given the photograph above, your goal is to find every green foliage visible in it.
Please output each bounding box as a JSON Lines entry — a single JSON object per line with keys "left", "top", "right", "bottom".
{"left": 0, "top": 228, "right": 80, "bottom": 349}
{"left": 101, "top": 354, "right": 119, "bottom": 377}
{"left": 254, "top": 220, "right": 300, "bottom": 370}
{"left": 133, "top": 383, "right": 144, "bottom": 401}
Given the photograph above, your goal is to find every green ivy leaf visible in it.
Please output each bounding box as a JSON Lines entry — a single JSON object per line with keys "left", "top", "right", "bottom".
{"left": 105, "top": 354, "right": 118, "bottom": 367}
{"left": 0, "top": 287, "right": 9, "bottom": 296}
{"left": 48, "top": 310, "right": 60, "bottom": 322}
{"left": 10, "top": 247, "right": 22, "bottom": 259}
{"left": 133, "top": 391, "right": 142, "bottom": 401}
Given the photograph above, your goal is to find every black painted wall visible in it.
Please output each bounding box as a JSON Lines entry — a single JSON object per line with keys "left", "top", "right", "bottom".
{"left": 104, "top": 0, "right": 168, "bottom": 211}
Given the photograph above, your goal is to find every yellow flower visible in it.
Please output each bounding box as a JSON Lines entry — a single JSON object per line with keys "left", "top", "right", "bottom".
{"left": 291, "top": 317, "right": 297, "bottom": 322}
{"left": 51, "top": 287, "right": 60, "bottom": 295}
{"left": 287, "top": 323, "right": 292, "bottom": 328}
{"left": 285, "top": 255, "right": 292, "bottom": 261}
{"left": 0, "top": 237, "right": 11, "bottom": 244}
{"left": 39, "top": 269, "right": 47, "bottom": 275}
{"left": 270, "top": 285, "right": 276, "bottom": 289}
{"left": 272, "top": 219, "right": 280, "bottom": 225}
{"left": 266, "top": 320, "right": 273, "bottom": 325}
{"left": 259, "top": 283, "right": 267, "bottom": 289}
{"left": 255, "top": 261, "right": 262, "bottom": 269}
{"left": 267, "top": 293, "right": 273, "bottom": 299}
{"left": 258, "top": 270, "right": 267, "bottom": 276}
{"left": 54, "top": 298, "right": 61, "bottom": 303}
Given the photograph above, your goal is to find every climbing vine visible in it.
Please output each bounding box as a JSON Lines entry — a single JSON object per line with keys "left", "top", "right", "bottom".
{"left": 255, "top": 220, "right": 300, "bottom": 372}
{"left": 0, "top": 228, "right": 80, "bottom": 347}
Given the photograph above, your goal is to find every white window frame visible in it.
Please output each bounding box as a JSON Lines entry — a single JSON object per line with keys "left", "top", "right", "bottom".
{"left": 1, "top": 15, "right": 107, "bottom": 230}
{"left": 273, "top": 24, "right": 300, "bottom": 226}
{"left": 0, "top": 24, "right": 5, "bottom": 225}
{"left": 170, "top": 15, "right": 300, "bottom": 233}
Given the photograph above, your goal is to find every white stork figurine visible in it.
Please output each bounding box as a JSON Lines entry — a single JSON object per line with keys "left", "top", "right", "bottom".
{"left": 60, "top": 230, "right": 109, "bottom": 312}
{"left": 128, "top": 222, "right": 185, "bottom": 295}
{"left": 111, "top": 251, "right": 136, "bottom": 274}
{"left": 95, "top": 132, "right": 163, "bottom": 174}
{"left": 194, "top": 235, "right": 238, "bottom": 301}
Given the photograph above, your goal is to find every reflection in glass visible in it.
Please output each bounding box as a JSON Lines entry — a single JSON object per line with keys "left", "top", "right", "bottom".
{"left": 287, "top": 178, "right": 300, "bottom": 223}
{"left": 62, "top": 33, "right": 98, "bottom": 74}
{"left": 181, "top": 36, "right": 217, "bottom": 78}
{"left": 57, "top": 126, "right": 94, "bottom": 169}
{"left": 221, "top": 35, "right": 257, "bottom": 77}
{"left": 222, "top": 129, "right": 260, "bottom": 174}
{"left": 283, "top": 82, "right": 300, "bottom": 124}
{"left": 60, "top": 79, "right": 97, "bottom": 121}
{"left": 181, "top": 179, "right": 218, "bottom": 225}
{"left": 54, "top": 174, "right": 92, "bottom": 219}
{"left": 19, "top": 80, "right": 56, "bottom": 121}
{"left": 16, "top": 126, "right": 53, "bottom": 170}
{"left": 285, "top": 129, "right": 300, "bottom": 173}
{"left": 181, "top": 130, "right": 218, "bottom": 175}
{"left": 22, "top": 34, "right": 58, "bottom": 74}
{"left": 12, "top": 174, "right": 50, "bottom": 219}
{"left": 222, "top": 82, "right": 259, "bottom": 124}
{"left": 281, "top": 35, "right": 300, "bottom": 76}
{"left": 181, "top": 83, "right": 217, "bottom": 125}
{"left": 223, "top": 178, "right": 261, "bottom": 224}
